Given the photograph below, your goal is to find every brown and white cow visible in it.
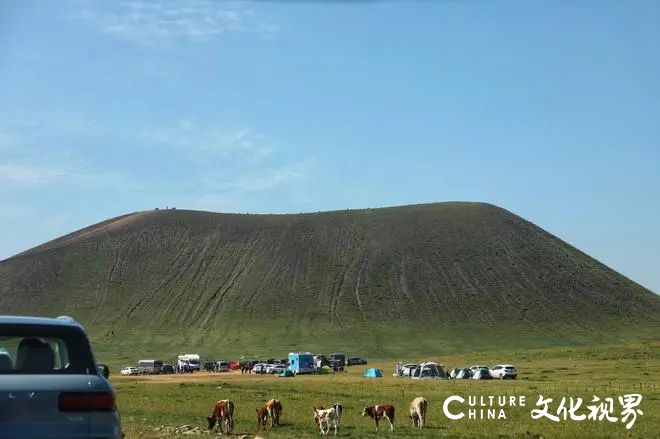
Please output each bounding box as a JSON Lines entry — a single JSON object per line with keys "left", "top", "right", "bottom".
{"left": 206, "top": 399, "right": 234, "bottom": 434}
{"left": 314, "top": 403, "right": 342, "bottom": 428}
{"left": 362, "top": 405, "right": 395, "bottom": 432}
{"left": 257, "top": 398, "right": 282, "bottom": 428}
{"left": 255, "top": 407, "right": 269, "bottom": 429}
{"left": 314, "top": 407, "right": 339, "bottom": 436}
{"left": 313, "top": 406, "right": 325, "bottom": 427}
{"left": 410, "top": 396, "right": 428, "bottom": 428}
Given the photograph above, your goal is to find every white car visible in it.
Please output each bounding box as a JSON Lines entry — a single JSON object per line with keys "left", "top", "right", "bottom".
{"left": 469, "top": 365, "right": 489, "bottom": 372}
{"left": 491, "top": 364, "right": 517, "bottom": 379}
{"left": 270, "top": 364, "right": 287, "bottom": 375}
{"left": 252, "top": 363, "right": 268, "bottom": 373}
{"left": 120, "top": 366, "right": 139, "bottom": 376}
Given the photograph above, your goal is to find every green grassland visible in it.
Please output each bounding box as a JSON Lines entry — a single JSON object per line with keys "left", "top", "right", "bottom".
{"left": 114, "top": 342, "right": 660, "bottom": 438}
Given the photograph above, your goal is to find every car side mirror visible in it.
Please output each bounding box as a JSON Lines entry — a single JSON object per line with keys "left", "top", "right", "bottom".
{"left": 97, "top": 364, "right": 110, "bottom": 379}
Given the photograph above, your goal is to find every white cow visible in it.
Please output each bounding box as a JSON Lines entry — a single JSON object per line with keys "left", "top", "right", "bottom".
{"left": 314, "top": 407, "right": 339, "bottom": 436}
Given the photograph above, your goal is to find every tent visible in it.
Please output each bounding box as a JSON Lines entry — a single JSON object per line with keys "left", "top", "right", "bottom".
{"left": 363, "top": 368, "right": 383, "bottom": 378}
{"left": 319, "top": 365, "right": 333, "bottom": 374}
{"left": 279, "top": 369, "right": 294, "bottom": 377}
{"left": 410, "top": 362, "right": 447, "bottom": 380}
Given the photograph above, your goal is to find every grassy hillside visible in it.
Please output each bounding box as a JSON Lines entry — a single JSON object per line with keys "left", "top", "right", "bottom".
{"left": 0, "top": 202, "right": 658, "bottom": 361}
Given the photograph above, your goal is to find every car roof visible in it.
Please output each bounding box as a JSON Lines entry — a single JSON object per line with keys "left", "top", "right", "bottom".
{"left": 0, "top": 315, "right": 84, "bottom": 328}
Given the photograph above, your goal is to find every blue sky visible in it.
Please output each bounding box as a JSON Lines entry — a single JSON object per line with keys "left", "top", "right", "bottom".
{"left": 1, "top": 0, "right": 658, "bottom": 293}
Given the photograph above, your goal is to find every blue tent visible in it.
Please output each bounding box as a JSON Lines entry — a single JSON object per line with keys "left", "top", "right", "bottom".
{"left": 363, "top": 368, "right": 383, "bottom": 378}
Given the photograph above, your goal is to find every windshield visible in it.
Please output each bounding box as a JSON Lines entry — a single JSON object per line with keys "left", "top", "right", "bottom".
{"left": 0, "top": 324, "right": 95, "bottom": 375}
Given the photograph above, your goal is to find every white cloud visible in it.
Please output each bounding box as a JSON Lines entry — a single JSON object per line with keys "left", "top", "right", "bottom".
{"left": 219, "top": 162, "right": 310, "bottom": 192}
{"left": 190, "top": 161, "right": 312, "bottom": 213}
{"left": 0, "top": 164, "right": 69, "bottom": 187}
{"left": 68, "top": 0, "right": 278, "bottom": 47}
{"left": 0, "top": 163, "right": 139, "bottom": 191}
{"left": 141, "top": 122, "right": 275, "bottom": 159}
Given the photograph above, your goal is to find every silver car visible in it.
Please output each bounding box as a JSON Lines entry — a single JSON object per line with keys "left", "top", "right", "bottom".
{"left": 0, "top": 315, "right": 122, "bottom": 439}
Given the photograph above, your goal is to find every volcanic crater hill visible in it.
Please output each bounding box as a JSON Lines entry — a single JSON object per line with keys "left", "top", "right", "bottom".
{"left": 1, "top": 202, "right": 658, "bottom": 356}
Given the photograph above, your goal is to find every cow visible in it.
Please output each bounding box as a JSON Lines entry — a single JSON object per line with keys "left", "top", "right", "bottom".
{"left": 206, "top": 399, "right": 234, "bottom": 434}
{"left": 332, "top": 403, "right": 343, "bottom": 425}
{"left": 313, "top": 406, "right": 325, "bottom": 427}
{"left": 257, "top": 399, "right": 282, "bottom": 428}
{"left": 362, "top": 405, "right": 395, "bottom": 432}
{"left": 255, "top": 407, "right": 268, "bottom": 429}
{"left": 409, "top": 397, "right": 428, "bottom": 429}
{"left": 314, "top": 403, "right": 342, "bottom": 427}
{"left": 314, "top": 407, "right": 339, "bottom": 436}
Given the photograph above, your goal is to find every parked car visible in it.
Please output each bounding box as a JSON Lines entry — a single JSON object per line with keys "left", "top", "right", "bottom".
{"left": 228, "top": 361, "right": 241, "bottom": 370}
{"left": 120, "top": 366, "right": 139, "bottom": 376}
{"left": 470, "top": 365, "right": 489, "bottom": 372}
{"left": 448, "top": 367, "right": 460, "bottom": 379}
{"left": 0, "top": 315, "right": 122, "bottom": 438}
{"left": 215, "top": 360, "right": 229, "bottom": 372}
{"left": 472, "top": 369, "right": 494, "bottom": 380}
{"left": 161, "top": 364, "right": 175, "bottom": 374}
{"left": 269, "top": 364, "right": 287, "bottom": 375}
{"left": 491, "top": 364, "right": 517, "bottom": 379}
{"left": 328, "top": 352, "right": 347, "bottom": 366}
{"left": 137, "top": 359, "right": 162, "bottom": 374}
{"left": 252, "top": 363, "right": 268, "bottom": 373}
{"left": 348, "top": 357, "right": 368, "bottom": 365}
{"left": 455, "top": 368, "right": 473, "bottom": 379}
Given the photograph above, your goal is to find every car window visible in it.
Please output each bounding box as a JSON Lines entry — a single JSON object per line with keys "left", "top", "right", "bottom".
{"left": 0, "top": 324, "right": 95, "bottom": 375}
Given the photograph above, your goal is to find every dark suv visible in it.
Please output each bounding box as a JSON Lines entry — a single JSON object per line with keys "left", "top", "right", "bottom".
{"left": 0, "top": 315, "right": 122, "bottom": 439}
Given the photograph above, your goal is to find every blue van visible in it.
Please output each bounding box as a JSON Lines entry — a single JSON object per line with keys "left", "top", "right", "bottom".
{"left": 287, "top": 352, "right": 316, "bottom": 374}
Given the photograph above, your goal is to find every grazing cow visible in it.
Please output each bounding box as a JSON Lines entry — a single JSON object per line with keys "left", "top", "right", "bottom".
{"left": 313, "top": 406, "right": 325, "bottom": 427}
{"left": 206, "top": 399, "right": 234, "bottom": 434}
{"left": 257, "top": 399, "right": 282, "bottom": 428}
{"left": 409, "top": 397, "right": 428, "bottom": 429}
{"left": 362, "top": 405, "right": 395, "bottom": 432}
{"left": 332, "top": 403, "right": 343, "bottom": 425}
{"left": 314, "top": 407, "right": 339, "bottom": 436}
{"left": 255, "top": 407, "right": 269, "bottom": 429}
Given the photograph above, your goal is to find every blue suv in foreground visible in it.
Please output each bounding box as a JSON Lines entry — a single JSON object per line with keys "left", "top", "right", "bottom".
{"left": 0, "top": 316, "right": 122, "bottom": 439}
